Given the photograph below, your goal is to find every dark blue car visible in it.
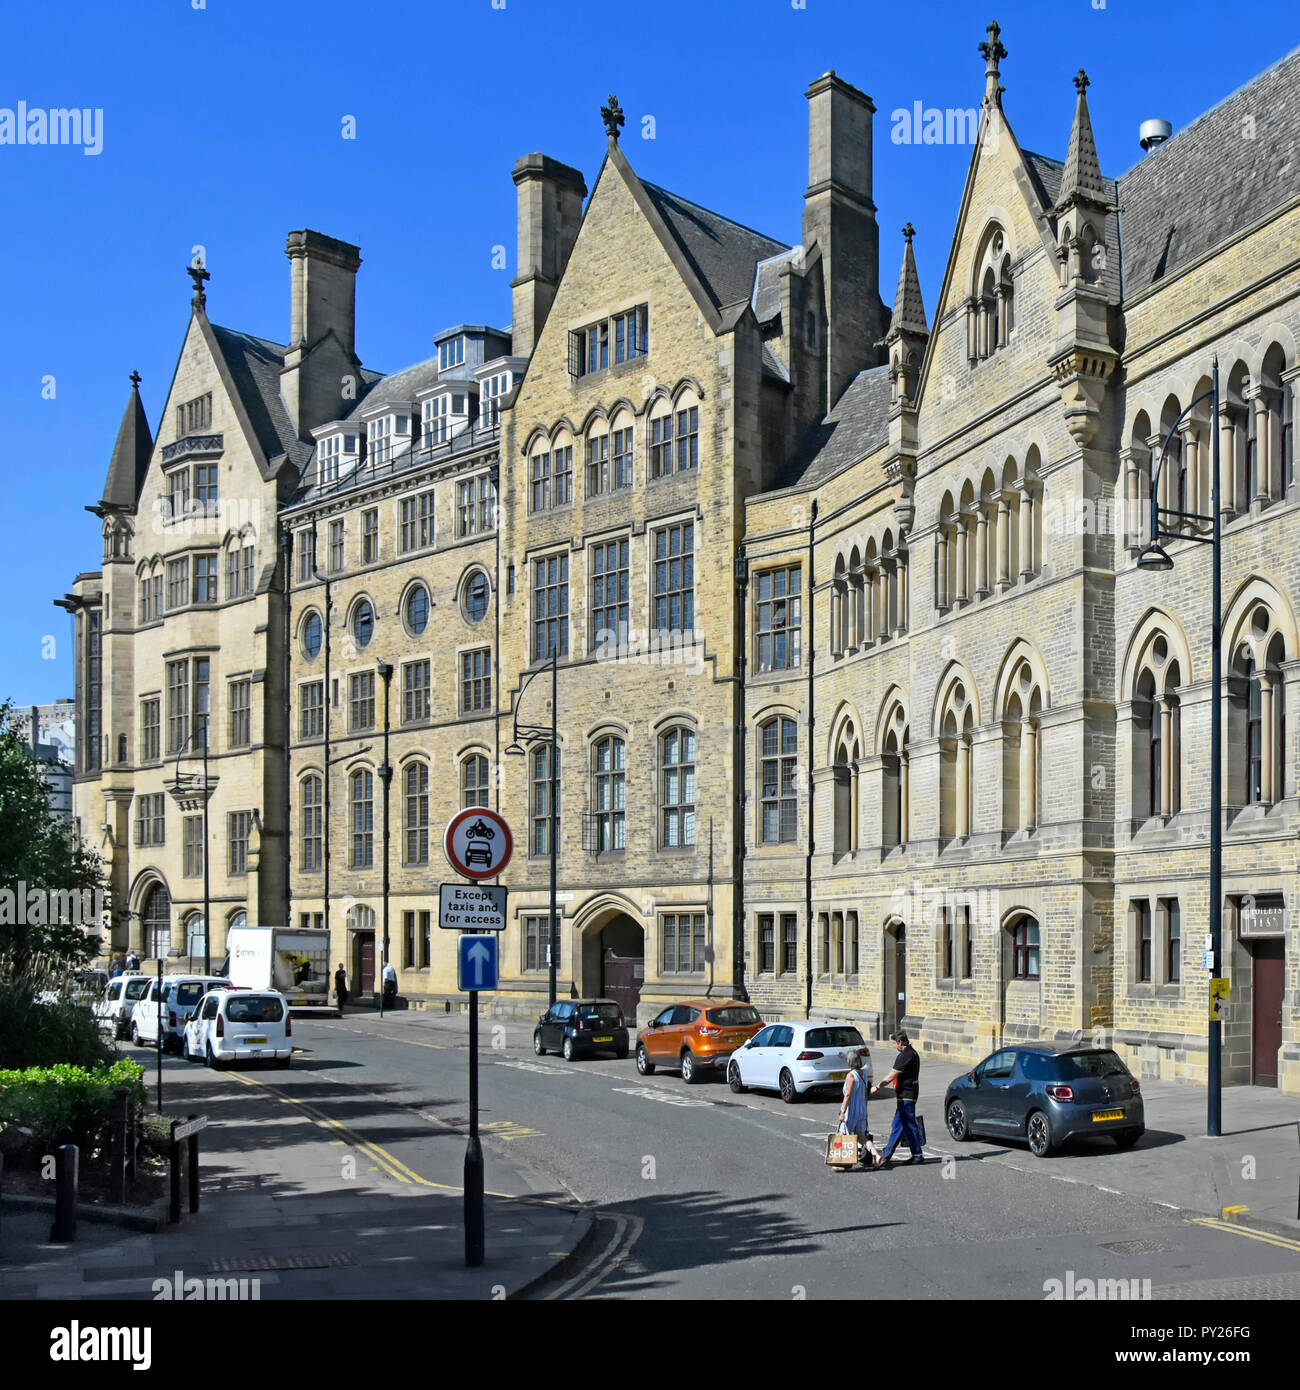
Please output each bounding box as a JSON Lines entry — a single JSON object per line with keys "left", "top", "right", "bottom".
{"left": 944, "top": 1044, "right": 1145, "bottom": 1157}
{"left": 534, "top": 999, "right": 630, "bottom": 1061}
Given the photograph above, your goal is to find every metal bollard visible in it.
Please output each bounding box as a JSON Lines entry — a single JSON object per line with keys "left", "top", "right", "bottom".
{"left": 50, "top": 1144, "right": 78, "bottom": 1242}
{"left": 187, "top": 1114, "right": 200, "bottom": 1214}
{"left": 168, "top": 1121, "right": 182, "bottom": 1224}
{"left": 109, "top": 1089, "right": 130, "bottom": 1205}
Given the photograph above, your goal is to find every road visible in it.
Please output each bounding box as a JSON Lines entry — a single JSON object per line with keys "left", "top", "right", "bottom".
{"left": 175, "top": 1008, "right": 1300, "bottom": 1301}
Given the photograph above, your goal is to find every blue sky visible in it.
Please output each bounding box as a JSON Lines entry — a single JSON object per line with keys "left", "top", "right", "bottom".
{"left": 2, "top": 0, "right": 1295, "bottom": 704}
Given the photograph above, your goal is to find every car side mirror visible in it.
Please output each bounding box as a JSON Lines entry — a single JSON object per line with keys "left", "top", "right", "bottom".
{"left": 969, "top": 1071, "right": 979, "bottom": 1085}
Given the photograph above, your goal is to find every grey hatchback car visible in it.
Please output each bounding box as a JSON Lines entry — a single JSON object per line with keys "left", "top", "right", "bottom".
{"left": 944, "top": 1044, "right": 1145, "bottom": 1157}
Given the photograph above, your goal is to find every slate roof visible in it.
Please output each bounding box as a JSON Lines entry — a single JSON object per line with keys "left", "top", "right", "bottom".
{"left": 1021, "top": 149, "right": 1118, "bottom": 213}
{"left": 100, "top": 381, "right": 153, "bottom": 510}
{"left": 641, "top": 181, "right": 791, "bottom": 313}
{"left": 777, "top": 364, "right": 892, "bottom": 489}
{"left": 345, "top": 356, "right": 441, "bottom": 417}
{"left": 209, "top": 325, "right": 312, "bottom": 474}
{"left": 1116, "top": 45, "right": 1300, "bottom": 294}
{"left": 752, "top": 248, "right": 802, "bottom": 324}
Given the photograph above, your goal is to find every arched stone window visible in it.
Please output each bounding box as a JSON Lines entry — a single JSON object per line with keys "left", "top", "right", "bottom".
{"left": 461, "top": 753, "right": 490, "bottom": 808}
{"left": 832, "top": 731, "right": 860, "bottom": 857}
{"left": 970, "top": 226, "right": 1013, "bottom": 360}
{"left": 881, "top": 702, "right": 909, "bottom": 849}
{"left": 759, "top": 716, "right": 798, "bottom": 844}
{"left": 1228, "top": 613, "right": 1287, "bottom": 807}
{"left": 592, "top": 735, "right": 626, "bottom": 851}
{"left": 404, "top": 761, "right": 429, "bottom": 864}
{"left": 300, "top": 774, "right": 322, "bottom": 870}
{"left": 350, "top": 769, "right": 374, "bottom": 868}
{"left": 1001, "top": 655, "right": 1046, "bottom": 833}
{"left": 1131, "top": 631, "right": 1182, "bottom": 822}
{"left": 938, "top": 680, "right": 974, "bottom": 842}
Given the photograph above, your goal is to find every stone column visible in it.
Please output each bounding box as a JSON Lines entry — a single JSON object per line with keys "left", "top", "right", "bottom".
{"left": 975, "top": 507, "right": 990, "bottom": 596}
{"left": 864, "top": 569, "right": 875, "bottom": 644}
{"left": 846, "top": 572, "right": 859, "bottom": 649}
{"left": 830, "top": 584, "right": 841, "bottom": 656}
{"left": 997, "top": 496, "right": 1011, "bottom": 586}
{"left": 977, "top": 301, "right": 989, "bottom": 359}
{"left": 1260, "top": 673, "right": 1275, "bottom": 803}
{"left": 965, "top": 298, "right": 978, "bottom": 364}
{"left": 899, "top": 753, "right": 910, "bottom": 842}
{"left": 1019, "top": 718, "right": 1037, "bottom": 829}
{"left": 996, "top": 284, "right": 1010, "bottom": 347}
{"left": 1018, "top": 488, "right": 1034, "bottom": 580}
{"left": 850, "top": 762, "right": 860, "bottom": 851}
{"left": 936, "top": 530, "right": 949, "bottom": 610}
{"left": 1282, "top": 366, "right": 1300, "bottom": 496}
{"left": 1248, "top": 387, "right": 1271, "bottom": 503}
{"left": 898, "top": 550, "right": 909, "bottom": 632}
{"left": 1118, "top": 450, "right": 1137, "bottom": 550}
{"left": 1179, "top": 422, "right": 1201, "bottom": 519}
{"left": 955, "top": 520, "right": 969, "bottom": 602}
{"left": 1218, "top": 406, "right": 1237, "bottom": 518}
{"left": 1159, "top": 699, "right": 1173, "bottom": 817}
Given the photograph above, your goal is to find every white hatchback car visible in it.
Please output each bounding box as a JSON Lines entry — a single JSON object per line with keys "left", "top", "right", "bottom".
{"left": 727, "top": 1020, "right": 872, "bottom": 1103}
{"left": 130, "top": 975, "right": 232, "bottom": 1052}
{"left": 94, "top": 973, "right": 152, "bottom": 1038}
{"left": 184, "top": 989, "right": 292, "bottom": 1069}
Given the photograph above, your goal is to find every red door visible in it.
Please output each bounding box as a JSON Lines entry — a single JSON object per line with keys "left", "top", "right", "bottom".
{"left": 357, "top": 935, "right": 375, "bottom": 997}
{"left": 1251, "top": 938, "right": 1283, "bottom": 1087}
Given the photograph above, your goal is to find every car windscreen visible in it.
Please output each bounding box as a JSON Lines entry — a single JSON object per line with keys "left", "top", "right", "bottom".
{"left": 124, "top": 979, "right": 151, "bottom": 1000}
{"left": 577, "top": 1004, "right": 622, "bottom": 1024}
{"left": 226, "top": 996, "right": 284, "bottom": 1024}
{"left": 706, "top": 1006, "right": 762, "bottom": 1026}
{"left": 173, "top": 983, "right": 210, "bottom": 1007}
{"left": 1054, "top": 1050, "right": 1129, "bottom": 1079}
{"left": 805, "top": 1026, "right": 865, "bottom": 1049}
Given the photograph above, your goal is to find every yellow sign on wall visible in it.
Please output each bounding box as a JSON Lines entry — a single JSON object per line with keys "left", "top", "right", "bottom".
{"left": 1209, "top": 977, "right": 1231, "bottom": 1021}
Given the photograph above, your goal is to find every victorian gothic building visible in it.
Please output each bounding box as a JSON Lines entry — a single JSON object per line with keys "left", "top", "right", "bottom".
{"left": 62, "top": 27, "right": 1300, "bottom": 1093}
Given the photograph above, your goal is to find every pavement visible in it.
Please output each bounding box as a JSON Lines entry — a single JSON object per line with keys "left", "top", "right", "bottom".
{"left": 0, "top": 1039, "right": 594, "bottom": 1301}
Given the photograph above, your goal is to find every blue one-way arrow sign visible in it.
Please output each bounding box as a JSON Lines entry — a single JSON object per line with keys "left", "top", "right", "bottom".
{"left": 458, "top": 934, "right": 498, "bottom": 992}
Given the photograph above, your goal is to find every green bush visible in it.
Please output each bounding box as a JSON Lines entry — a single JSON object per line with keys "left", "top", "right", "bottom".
{"left": 0, "top": 968, "right": 116, "bottom": 1071}
{"left": 0, "top": 1059, "right": 146, "bottom": 1161}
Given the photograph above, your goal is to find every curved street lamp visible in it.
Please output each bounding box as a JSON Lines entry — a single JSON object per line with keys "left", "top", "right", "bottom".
{"left": 164, "top": 715, "right": 218, "bottom": 976}
{"left": 1135, "top": 356, "right": 1223, "bottom": 1137}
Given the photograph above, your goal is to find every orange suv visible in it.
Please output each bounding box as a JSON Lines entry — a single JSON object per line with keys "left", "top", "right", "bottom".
{"left": 635, "top": 999, "right": 765, "bottom": 1083}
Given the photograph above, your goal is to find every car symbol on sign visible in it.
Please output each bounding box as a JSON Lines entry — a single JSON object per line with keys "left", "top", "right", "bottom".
{"left": 465, "top": 838, "right": 494, "bottom": 868}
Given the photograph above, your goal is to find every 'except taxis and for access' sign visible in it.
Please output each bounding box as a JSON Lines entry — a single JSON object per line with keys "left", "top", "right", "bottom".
{"left": 439, "top": 882, "right": 507, "bottom": 932}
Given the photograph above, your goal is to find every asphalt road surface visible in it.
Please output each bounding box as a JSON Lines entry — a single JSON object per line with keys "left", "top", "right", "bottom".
{"left": 192, "top": 1009, "right": 1300, "bottom": 1301}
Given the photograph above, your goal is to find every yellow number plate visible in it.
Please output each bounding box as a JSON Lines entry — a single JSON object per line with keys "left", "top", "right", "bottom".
{"left": 1092, "top": 1109, "right": 1124, "bottom": 1122}
{"left": 243, "top": 1036, "right": 268, "bottom": 1045}
{"left": 594, "top": 1036, "right": 613, "bottom": 1043}
{"left": 829, "top": 1071, "right": 846, "bottom": 1080}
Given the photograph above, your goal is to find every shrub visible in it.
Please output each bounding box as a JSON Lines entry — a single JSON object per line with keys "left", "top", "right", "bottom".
{"left": 0, "top": 965, "right": 116, "bottom": 1071}
{"left": 0, "top": 1059, "right": 146, "bottom": 1161}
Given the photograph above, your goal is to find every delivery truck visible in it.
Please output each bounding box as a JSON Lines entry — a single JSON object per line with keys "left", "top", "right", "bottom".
{"left": 223, "top": 925, "right": 336, "bottom": 1016}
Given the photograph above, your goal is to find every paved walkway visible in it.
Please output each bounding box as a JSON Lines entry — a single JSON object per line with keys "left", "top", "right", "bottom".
{"left": 0, "top": 1049, "right": 592, "bottom": 1301}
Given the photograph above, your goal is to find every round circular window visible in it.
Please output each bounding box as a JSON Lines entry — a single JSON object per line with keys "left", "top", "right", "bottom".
{"left": 405, "top": 584, "right": 430, "bottom": 636}
{"left": 303, "top": 611, "right": 323, "bottom": 660}
{"left": 463, "top": 570, "right": 490, "bottom": 624}
{"left": 353, "top": 599, "right": 375, "bottom": 648}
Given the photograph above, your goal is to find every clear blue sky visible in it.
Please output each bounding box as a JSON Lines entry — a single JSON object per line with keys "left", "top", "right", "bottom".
{"left": 3, "top": 0, "right": 1294, "bottom": 705}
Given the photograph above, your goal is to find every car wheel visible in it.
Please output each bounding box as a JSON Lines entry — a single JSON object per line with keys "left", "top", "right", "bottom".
{"left": 130, "top": 1022, "right": 142, "bottom": 1047}
{"left": 562, "top": 1037, "right": 575, "bottom": 1062}
{"left": 205, "top": 1043, "right": 222, "bottom": 1071}
{"left": 1026, "top": 1109, "right": 1055, "bottom": 1157}
{"left": 274, "top": 1056, "right": 292, "bottom": 1069}
{"left": 615, "top": 1044, "right": 629, "bottom": 1060}
{"left": 636, "top": 1044, "right": 655, "bottom": 1075}
{"left": 779, "top": 1069, "right": 799, "bottom": 1104}
{"left": 1113, "top": 1128, "right": 1142, "bottom": 1149}
{"left": 681, "top": 1049, "right": 700, "bottom": 1084}
{"left": 727, "top": 1062, "right": 746, "bottom": 1094}
{"left": 533, "top": 1031, "right": 546, "bottom": 1056}
{"left": 945, "top": 1099, "right": 971, "bottom": 1141}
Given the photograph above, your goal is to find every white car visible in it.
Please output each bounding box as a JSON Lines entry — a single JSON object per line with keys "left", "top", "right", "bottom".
{"left": 727, "top": 1020, "right": 873, "bottom": 1103}
{"left": 94, "top": 973, "right": 152, "bottom": 1038}
{"left": 184, "top": 988, "right": 292, "bottom": 1069}
{"left": 130, "top": 975, "right": 232, "bottom": 1053}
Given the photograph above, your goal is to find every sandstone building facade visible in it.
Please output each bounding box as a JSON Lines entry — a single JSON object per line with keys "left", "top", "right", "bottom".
{"left": 63, "top": 27, "right": 1299, "bottom": 1093}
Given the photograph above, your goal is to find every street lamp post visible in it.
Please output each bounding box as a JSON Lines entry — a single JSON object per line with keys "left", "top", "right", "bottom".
{"left": 165, "top": 715, "right": 217, "bottom": 977}
{"left": 376, "top": 661, "right": 393, "bottom": 1017}
{"left": 505, "top": 648, "right": 559, "bottom": 1007}
{"left": 1136, "top": 356, "right": 1223, "bottom": 1137}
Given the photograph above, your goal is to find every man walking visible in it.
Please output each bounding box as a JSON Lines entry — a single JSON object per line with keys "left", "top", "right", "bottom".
{"left": 334, "top": 962, "right": 349, "bottom": 1014}
{"left": 872, "top": 1030, "right": 925, "bottom": 1167}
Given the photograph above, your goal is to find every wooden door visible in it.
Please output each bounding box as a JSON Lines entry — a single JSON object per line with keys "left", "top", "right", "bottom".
{"left": 602, "top": 947, "right": 643, "bottom": 1024}
{"left": 1251, "top": 938, "right": 1284, "bottom": 1086}
{"left": 357, "top": 935, "right": 375, "bottom": 996}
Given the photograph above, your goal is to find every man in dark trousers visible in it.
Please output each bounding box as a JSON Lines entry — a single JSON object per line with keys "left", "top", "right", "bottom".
{"left": 334, "top": 963, "right": 349, "bottom": 1013}
{"left": 873, "top": 1030, "right": 925, "bottom": 1167}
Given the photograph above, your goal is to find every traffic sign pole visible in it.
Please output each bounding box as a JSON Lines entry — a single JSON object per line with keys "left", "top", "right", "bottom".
{"left": 465, "top": 987, "right": 484, "bottom": 1267}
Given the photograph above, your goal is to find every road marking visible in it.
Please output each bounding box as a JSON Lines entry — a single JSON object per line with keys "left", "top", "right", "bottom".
{"left": 610, "top": 1085, "right": 712, "bottom": 1108}
{"left": 1189, "top": 1216, "right": 1300, "bottom": 1253}
{"left": 542, "top": 1213, "right": 645, "bottom": 1301}
{"left": 493, "top": 1059, "right": 574, "bottom": 1076}
{"left": 479, "top": 1119, "right": 546, "bottom": 1142}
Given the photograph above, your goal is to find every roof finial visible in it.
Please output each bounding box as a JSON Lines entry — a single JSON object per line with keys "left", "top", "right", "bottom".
{"left": 601, "top": 94, "right": 625, "bottom": 142}
{"left": 902, "top": 221, "right": 915, "bottom": 245}
{"left": 979, "top": 20, "right": 1007, "bottom": 106}
{"left": 187, "top": 261, "right": 210, "bottom": 311}
{"left": 1074, "top": 68, "right": 1090, "bottom": 95}
{"left": 129, "top": 370, "right": 142, "bottom": 390}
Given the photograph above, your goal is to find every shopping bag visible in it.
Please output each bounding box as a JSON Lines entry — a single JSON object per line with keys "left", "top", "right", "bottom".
{"left": 825, "top": 1131, "right": 859, "bottom": 1167}
{"left": 916, "top": 1113, "right": 927, "bottom": 1147}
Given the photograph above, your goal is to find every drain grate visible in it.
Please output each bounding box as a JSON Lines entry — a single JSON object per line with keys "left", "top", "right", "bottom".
{"left": 206, "top": 1252, "right": 356, "bottom": 1273}
{"left": 1097, "top": 1239, "right": 1166, "bottom": 1255}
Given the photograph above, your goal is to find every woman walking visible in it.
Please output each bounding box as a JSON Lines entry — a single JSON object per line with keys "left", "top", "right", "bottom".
{"left": 837, "top": 1050, "right": 883, "bottom": 1170}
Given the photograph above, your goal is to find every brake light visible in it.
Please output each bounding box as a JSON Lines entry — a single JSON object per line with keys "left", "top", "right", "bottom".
{"left": 286, "top": 1014, "right": 292, "bottom": 1037}
{"left": 617, "top": 1014, "right": 625, "bottom": 1028}
{"left": 216, "top": 1015, "right": 224, "bottom": 1037}
{"left": 169, "top": 1012, "right": 177, "bottom": 1029}
{"left": 1045, "top": 1083, "right": 1074, "bottom": 1102}
{"left": 1129, "top": 1078, "right": 1140, "bottom": 1095}
{"left": 796, "top": 1050, "right": 824, "bottom": 1061}
{"left": 697, "top": 1025, "right": 720, "bottom": 1036}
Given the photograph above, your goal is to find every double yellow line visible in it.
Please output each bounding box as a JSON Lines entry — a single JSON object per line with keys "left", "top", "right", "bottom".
{"left": 1189, "top": 1215, "right": 1300, "bottom": 1252}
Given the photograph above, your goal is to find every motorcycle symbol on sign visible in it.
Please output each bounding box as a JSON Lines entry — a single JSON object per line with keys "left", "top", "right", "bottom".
{"left": 465, "top": 818, "right": 496, "bottom": 868}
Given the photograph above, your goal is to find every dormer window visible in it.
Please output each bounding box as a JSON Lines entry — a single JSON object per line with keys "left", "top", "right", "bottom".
{"left": 319, "top": 434, "right": 341, "bottom": 484}
{"left": 568, "top": 306, "right": 649, "bottom": 379}
{"left": 479, "top": 371, "right": 514, "bottom": 429}
{"left": 368, "top": 416, "right": 394, "bottom": 464}
{"left": 439, "top": 337, "right": 465, "bottom": 371}
{"left": 422, "top": 392, "right": 471, "bottom": 448}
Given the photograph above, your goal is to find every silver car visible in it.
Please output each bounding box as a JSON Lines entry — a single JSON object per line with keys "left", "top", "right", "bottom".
{"left": 728, "top": 1020, "right": 872, "bottom": 1103}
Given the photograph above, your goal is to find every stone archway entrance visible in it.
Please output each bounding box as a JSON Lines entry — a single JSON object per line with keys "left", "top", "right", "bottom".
{"left": 141, "top": 883, "right": 171, "bottom": 960}
{"left": 578, "top": 908, "right": 644, "bottom": 1023}
{"left": 883, "top": 920, "right": 906, "bottom": 1037}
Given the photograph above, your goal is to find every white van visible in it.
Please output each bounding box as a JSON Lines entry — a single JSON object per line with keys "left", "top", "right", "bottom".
{"left": 130, "top": 975, "right": 231, "bottom": 1052}
{"left": 184, "top": 989, "right": 292, "bottom": 1068}
{"left": 94, "top": 973, "right": 152, "bottom": 1039}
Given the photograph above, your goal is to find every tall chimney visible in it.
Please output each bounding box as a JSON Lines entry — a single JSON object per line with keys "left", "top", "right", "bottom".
{"left": 511, "top": 154, "right": 587, "bottom": 359}
{"left": 802, "top": 72, "right": 884, "bottom": 410}
{"left": 281, "top": 229, "right": 361, "bottom": 436}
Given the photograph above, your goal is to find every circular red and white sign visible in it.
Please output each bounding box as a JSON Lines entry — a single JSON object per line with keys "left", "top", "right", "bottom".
{"left": 443, "top": 807, "right": 514, "bottom": 881}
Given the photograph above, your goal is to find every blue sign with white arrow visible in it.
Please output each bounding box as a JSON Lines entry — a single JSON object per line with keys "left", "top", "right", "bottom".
{"left": 458, "top": 934, "right": 499, "bottom": 992}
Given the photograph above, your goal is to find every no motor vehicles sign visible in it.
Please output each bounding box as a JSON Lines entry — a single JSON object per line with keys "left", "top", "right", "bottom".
{"left": 443, "top": 807, "right": 513, "bottom": 880}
